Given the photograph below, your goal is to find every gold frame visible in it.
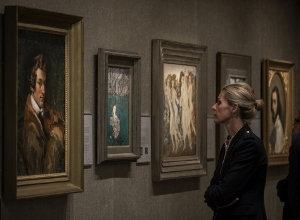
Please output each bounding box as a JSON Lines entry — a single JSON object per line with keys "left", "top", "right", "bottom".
{"left": 4, "top": 6, "right": 84, "bottom": 199}
{"left": 262, "top": 59, "right": 294, "bottom": 166}
{"left": 151, "top": 39, "right": 207, "bottom": 181}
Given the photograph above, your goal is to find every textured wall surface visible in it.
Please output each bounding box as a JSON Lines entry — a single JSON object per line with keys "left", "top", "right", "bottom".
{"left": 0, "top": 0, "right": 299, "bottom": 219}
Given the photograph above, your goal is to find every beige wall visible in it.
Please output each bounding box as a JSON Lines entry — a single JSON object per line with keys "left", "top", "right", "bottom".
{"left": 0, "top": 0, "right": 299, "bottom": 219}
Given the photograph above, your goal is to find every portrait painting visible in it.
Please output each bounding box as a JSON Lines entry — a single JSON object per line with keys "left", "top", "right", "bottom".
{"left": 152, "top": 39, "right": 207, "bottom": 181}
{"left": 107, "top": 67, "right": 130, "bottom": 147}
{"left": 262, "top": 59, "right": 294, "bottom": 166}
{"left": 4, "top": 6, "right": 83, "bottom": 199}
{"left": 17, "top": 29, "right": 66, "bottom": 176}
{"left": 163, "top": 63, "right": 196, "bottom": 157}
{"left": 268, "top": 71, "right": 287, "bottom": 155}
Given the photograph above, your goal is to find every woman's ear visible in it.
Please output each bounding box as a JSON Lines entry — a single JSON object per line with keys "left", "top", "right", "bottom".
{"left": 232, "top": 103, "right": 239, "bottom": 113}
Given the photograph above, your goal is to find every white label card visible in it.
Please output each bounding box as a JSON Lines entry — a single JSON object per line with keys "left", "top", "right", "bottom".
{"left": 84, "top": 114, "right": 93, "bottom": 165}
{"left": 137, "top": 116, "right": 151, "bottom": 163}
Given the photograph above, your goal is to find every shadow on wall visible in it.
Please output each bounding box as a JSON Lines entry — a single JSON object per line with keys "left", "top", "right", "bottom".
{"left": 266, "top": 165, "right": 288, "bottom": 181}
{"left": 1, "top": 195, "right": 69, "bottom": 219}
{"left": 152, "top": 177, "right": 200, "bottom": 196}
{"left": 95, "top": 161, "right": 131, "bottom": 180}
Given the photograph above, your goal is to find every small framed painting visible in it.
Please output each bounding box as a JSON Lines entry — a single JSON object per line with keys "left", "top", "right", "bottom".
{"left": 97, "top": 49, "right": 141, "bottom": 163}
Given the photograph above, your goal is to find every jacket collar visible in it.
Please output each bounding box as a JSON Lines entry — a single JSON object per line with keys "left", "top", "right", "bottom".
{"left": 230, "top": 123, "right": 251, "bottom": 146}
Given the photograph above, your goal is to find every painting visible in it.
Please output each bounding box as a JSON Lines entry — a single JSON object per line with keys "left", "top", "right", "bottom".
{"left": 152, "top": 39, "right": 207, "bottom": 181}
{"left": 262, "top": 59, "right": 294, "bottom": 166}
{"left": 163, "top": 63, "right": 197, "bottom": 157}
{"left": 107, "top": 67, "right": 130, "bottom": 147}
{"left": 215, "top": 52, "right": 252, "bottom": 163}
{"left": 4, "top": 6, "right": 84, "bottom": 199}
{"left": 97, "top": 49, "right": 141, "bottom": 164}
{"left": 17, "top": 29, "right": 66, "bottom": 176}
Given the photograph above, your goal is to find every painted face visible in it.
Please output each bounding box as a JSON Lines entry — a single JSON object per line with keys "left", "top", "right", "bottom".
{"left": 31, "top": 68, "right": 46, "bottom": 108}
{"left": 212, "top": 91, "right": 233, "bottom": 124}
{"left": 271, "top": 91, "right": 278, "bottom": 117}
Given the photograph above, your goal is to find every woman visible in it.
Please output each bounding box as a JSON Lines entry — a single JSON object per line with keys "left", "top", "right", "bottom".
{"left": 204, "top": 82, "right": 267, "bottom": 220}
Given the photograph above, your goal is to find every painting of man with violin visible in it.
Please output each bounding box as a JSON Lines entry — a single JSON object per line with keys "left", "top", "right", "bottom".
{"left": 16, "top": 28, "right": 67, "bottom": 176}
{"left": 21, "top": 54, "right": 65, "bottom": 175}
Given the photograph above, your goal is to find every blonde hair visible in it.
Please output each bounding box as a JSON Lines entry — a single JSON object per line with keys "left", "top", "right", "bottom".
{"left": 222, "top": 82, "right": 264, "bottom": 124}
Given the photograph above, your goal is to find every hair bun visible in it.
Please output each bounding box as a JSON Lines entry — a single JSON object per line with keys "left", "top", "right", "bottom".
{"left": 255, "top": 99, "right": 264, "bottom": 111}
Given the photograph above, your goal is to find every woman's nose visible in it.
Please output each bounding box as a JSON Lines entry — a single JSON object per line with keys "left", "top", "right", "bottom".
{"left": 212, "top": 103, "right": 216, "bottom": 110}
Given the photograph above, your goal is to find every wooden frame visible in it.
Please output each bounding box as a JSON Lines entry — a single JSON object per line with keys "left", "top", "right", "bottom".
{"left": 215, "top": 52, "right": 252, "bottom": 163}
{"left": 262, "top": 59, "right": 294, "bottom": 166}
{"left": 0, "top": 15, "right": 3, "bottom": 200}
{"left": 4, "top": 6, "right": 84, "bottom": 199}
{"left": 151, "top": 39, "right": 207, "bottom": 181}
{"left": 97, "top": 49, "right": 141, "bottom": 164}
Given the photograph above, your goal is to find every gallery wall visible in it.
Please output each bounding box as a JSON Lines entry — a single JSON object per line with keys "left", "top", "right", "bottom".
{"left": 0, "top": 0, "right": 299, "bottom": 219}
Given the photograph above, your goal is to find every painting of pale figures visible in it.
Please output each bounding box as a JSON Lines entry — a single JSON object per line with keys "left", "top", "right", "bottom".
{"left": 163, "top": 63, "right": 196, "bottom": 157}
{"left": 107, "top": 67, "right": 129, "bottom": 146}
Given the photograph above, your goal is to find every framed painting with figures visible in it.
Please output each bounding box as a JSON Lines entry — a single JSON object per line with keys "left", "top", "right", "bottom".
{"left": 151, "top": 39, "right": 207, "bottom": 181}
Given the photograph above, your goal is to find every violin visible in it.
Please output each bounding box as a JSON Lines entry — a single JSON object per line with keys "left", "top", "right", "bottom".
{"left": 43, "top": 108, "right": 65, "bottom": 138}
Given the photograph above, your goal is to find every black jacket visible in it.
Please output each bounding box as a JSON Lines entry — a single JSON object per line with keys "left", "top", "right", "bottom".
{"left": 205, "top": 124, "right": 267, "bottom": 220}
{"left": 277, "top": 135, "right": 300, "bottom": 220}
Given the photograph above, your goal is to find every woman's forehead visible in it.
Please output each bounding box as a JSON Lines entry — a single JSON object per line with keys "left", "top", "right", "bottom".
{"left": 218, "top": 91, "right": 226, "bottom": 99}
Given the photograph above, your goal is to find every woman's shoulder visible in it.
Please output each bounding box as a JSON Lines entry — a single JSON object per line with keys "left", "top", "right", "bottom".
{"left": 233, "top": 128, "right": 264, "bottom": 150}
{"left": 239, "top": 124, "right": 262, "bottom": 141}
{"left": 242, "top": 130, "right": 263, "bottom": 145}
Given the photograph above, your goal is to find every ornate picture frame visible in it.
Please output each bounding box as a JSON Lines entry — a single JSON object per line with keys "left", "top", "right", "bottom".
{"left": 262, "top": 59, "right": 294, "bottom": 166}
{"left": 97, "top": 49, "right": 141, "bottom": 164}
{"left": 215, "top": 52, "right": 252, "bottom": 163}
{"left": 4, "top": 6, "right": 84, "bottom": 199}
{"left": 151, "top": 39, "right": 207, "bottom": 181}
